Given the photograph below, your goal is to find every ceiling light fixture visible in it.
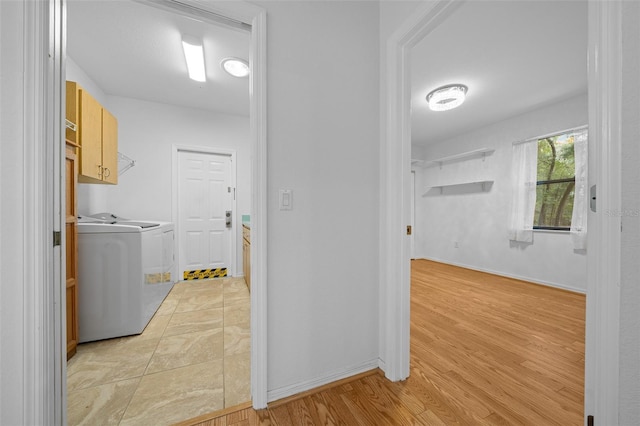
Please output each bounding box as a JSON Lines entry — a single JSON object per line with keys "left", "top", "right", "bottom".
{"left": 181, "top": 35, "right": 206, "bottom": 82}
{"left": 221, "top": 57, "right": 250, "bottom": 78}
{"left": 426, "top": 84, "right": 468, "bottom": 111}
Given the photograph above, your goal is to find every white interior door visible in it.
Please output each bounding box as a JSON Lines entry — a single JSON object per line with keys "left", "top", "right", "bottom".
{"left": 178, "top": 150, "right": 234, "bottom": 278}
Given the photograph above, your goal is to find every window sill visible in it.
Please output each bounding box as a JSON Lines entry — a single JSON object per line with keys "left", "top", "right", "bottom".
{"left": 533, "top": 228, "right": 571, "bottom": 234}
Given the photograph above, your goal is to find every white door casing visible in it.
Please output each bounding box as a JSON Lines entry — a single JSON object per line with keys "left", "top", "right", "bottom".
{"left": 161, "top": 0, "right": 267, "bottom": 409}
{"left": 177, "top": 150, "right": 235, "bottom": 277}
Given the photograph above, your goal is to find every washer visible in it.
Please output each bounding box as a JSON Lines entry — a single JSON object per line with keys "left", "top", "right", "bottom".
{"left": 77, "top": 219, "right": 175, "bottom": 343}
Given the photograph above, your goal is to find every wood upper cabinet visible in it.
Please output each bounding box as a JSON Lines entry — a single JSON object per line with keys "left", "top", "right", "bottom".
{"left": 66, "top": 81, "right": 118, "bottom": 184}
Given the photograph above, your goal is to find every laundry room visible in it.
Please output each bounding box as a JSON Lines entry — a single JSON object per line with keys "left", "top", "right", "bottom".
{"left": 64, "top": 1, "right": 253, "bottom": 423}
{"left": 66, "top": 1, "right": 251, "bottom": 268}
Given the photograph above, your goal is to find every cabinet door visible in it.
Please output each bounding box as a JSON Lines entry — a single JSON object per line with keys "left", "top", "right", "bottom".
{"left": 78, "top": 89, "right": 103, "bottom": 182}
{"left": 101, "top": 108, "right": 118, "bottom": 184}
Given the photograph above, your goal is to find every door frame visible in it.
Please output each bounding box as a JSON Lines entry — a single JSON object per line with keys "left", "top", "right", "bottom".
{"left": 151, "top": 1, "right": 269, "bottom": 410}
{"left": 172, "top": 146, "right": 238, "bottom": 278}
{"left": 36, "top": 0, "right": 267, "bottom": 422}
{"left": 410, "top": 170, "right": 415, "bottom": 260}
{"left": 381, "top": 0, "right": 622, "bottom": 423}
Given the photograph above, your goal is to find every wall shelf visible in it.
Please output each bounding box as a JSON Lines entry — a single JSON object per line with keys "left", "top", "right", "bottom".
{"left": 424, "top": 148, "right": 494, "bottom": 168}
{"left": 423, "top": 180, "right": 494, "bottom": 195}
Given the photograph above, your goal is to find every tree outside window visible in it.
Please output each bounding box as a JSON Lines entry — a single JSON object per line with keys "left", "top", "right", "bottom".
{"left": 534, "top": 133, "right": 575, "bottom": 230}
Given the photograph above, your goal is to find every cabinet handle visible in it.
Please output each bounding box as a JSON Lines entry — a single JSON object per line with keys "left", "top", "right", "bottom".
{"left": 97, "top": 165, "right": 103, "bottom": 177}
{"left": 103, "top": 167, "right": 111, "bottom": 178}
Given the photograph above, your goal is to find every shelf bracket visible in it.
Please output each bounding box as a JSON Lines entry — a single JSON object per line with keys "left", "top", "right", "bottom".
{"left": 117, "top": 152, "right": 136, "bottom": 176}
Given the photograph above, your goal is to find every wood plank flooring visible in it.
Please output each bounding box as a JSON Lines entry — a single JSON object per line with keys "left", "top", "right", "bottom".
{"left": 185, "top": 259, "right": 585, "bottom": 425}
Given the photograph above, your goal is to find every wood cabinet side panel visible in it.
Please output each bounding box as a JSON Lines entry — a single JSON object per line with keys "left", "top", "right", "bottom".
{"left": 65, "top": 81, "right": 79, "bottom": 143}
{"left": 65, "top": 147, "right": 78, "bottom": 360}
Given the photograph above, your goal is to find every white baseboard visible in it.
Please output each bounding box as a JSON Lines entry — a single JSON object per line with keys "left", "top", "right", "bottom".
{"left": 266, "top": 359, "right": 379, "bottom": 402}
{"left": 420, "top": 257, "right": 587, "bottom": 294}
{"left": 378, "top": 358, "right": 386, "bottom": 372}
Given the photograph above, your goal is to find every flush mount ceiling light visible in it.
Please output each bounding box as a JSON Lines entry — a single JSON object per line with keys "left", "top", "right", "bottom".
{"left": 221, "top": 57, "right": 250, "bottom": 78}
{"left": 182, "top": 35, "right": 206, "bottom": 82}
{"left": 426, "top": 84, "right": 468, "bottom": 111}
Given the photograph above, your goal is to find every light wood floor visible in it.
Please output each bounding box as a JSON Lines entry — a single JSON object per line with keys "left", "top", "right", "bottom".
{"left": 185, "top": 259, "right": 585, "bottom": 425}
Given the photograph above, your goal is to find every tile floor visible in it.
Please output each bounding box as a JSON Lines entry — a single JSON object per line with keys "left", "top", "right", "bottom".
{"left": 67, "top": 277, "right": 251, "bottom": 426}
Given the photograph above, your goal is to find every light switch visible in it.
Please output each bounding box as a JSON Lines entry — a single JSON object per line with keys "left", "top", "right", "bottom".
{"left": 279, "top": 189, "right": 293, "bottom": 210}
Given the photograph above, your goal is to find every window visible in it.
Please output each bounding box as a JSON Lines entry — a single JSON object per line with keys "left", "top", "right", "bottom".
{"left": 534, "top": 132, "right": 575, "bottom": 230}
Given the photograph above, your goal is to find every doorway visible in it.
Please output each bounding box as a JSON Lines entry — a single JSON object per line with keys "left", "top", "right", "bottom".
{"left": 383, "top": 0, "right": 623, "bottom": 422}
{"left": 408, "top": 3, "right": 588, "bottom": 418}
{"left": 57, "top": 0, "right": 268, "bottom": 422}
{"left": 64, "top": 0, "right": 251, "bottom": 420}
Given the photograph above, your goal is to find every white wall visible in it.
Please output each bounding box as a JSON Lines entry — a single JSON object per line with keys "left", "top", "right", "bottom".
{"left": 105, "top": 96, "right": 250, "bottom": 274}
{"left": 254, "top": 0, "right": 380, "bottom": 399}
{"left": 413, "top": 94, "right": 588, "bottom": 292}
{"left": 66, "top": 58, "right": 251, "bottom": 276}
{"left": 1, "top": 2, "right": 27, "bottom": 423}
{"left": 619, "top": 1, "right": 640, "bottom": 423}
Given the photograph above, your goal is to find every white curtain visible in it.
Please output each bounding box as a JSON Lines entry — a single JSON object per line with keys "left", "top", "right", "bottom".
{"left": 570, "top": 128, "right": 588, "bottom": 250}
{"left": 507, "top": 140, "right": 538, "bottom": 243}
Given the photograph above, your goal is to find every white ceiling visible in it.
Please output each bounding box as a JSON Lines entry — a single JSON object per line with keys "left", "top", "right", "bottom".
{"left": 68, "top": 1, "right": 587, "bottom": 141}
{"left": 67, "top": 0, "right": 250, "bottom": 116}
{"left": 411, "top": 0, "right": 587, "bottom": 146}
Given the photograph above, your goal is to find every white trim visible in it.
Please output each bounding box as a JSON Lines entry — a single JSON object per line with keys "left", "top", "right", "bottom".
{"left": 53, "top": 0, "right": 67, "bottom": 423}
{"left": 159, "top": 0, "right": 270, "bottom": 410}
{"left": 160, "top": 1, "right": 269, "bottom": 410}
{"left": 134, "top": 0, "right": 251, "bottom": 32}
{"left": 156, "top": 0, "right": 268, "bottom": 409}
{"left": 585, "top": 1, "right": 622, "bottom": 424}
{"left": 419, "top": 257, "right": 587, "bottom": 295}
{"left": 248, "top": 6, "right": 268, "bottom": 410}
{"left": 14, "top": 0, "right": 65, "bottom": 423}
{"left": 171, "top": 145, "right": 238, "bottom": 277}
{"left": 385, "top": 2, "right": 622, "bottom": 425}
{"left": 266, "top": 360, "right": 379, "bottom": 402}
{"left": 381, "top": 0, "right": 463, "bottom": 383}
